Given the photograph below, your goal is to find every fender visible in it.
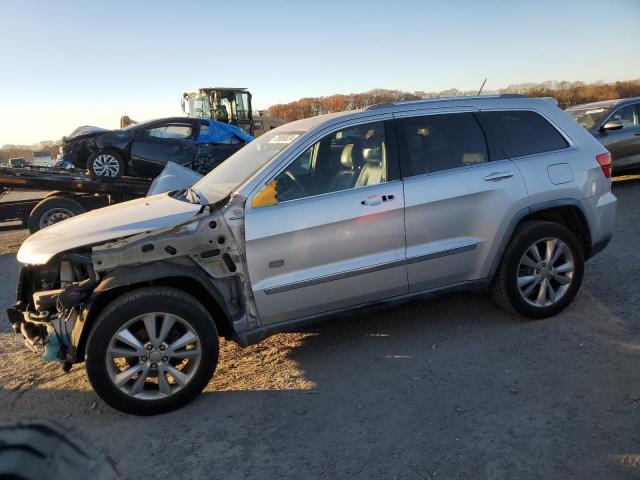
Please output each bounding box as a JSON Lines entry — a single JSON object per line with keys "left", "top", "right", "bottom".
{"left": 487, "top": 198, "right": 593, "bottom": 279}
{"left": 71, "top": 260, "right": 237, "bottom": 362}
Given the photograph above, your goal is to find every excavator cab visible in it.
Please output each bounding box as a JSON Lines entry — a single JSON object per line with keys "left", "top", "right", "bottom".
{"left": 182, "top": 88, "right": 254, "bottom": 136}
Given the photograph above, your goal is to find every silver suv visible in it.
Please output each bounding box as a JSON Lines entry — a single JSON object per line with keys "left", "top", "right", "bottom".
{"left": 8, "top": 95, "right": 617, "bottom": 414}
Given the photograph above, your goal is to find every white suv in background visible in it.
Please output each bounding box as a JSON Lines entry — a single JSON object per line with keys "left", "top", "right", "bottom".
{"left": 31, "top": 150, "right": 53, "bottom": 167}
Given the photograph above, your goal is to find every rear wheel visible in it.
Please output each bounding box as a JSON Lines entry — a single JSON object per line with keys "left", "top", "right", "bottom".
{"left": 491, "top": 221, "right": 584, "bottom": 319}
{"left": 28, "top": 196, "right": 86, "bottom": 233}
{"left": 85, "top": 287, "right": 219, "bottom": 415}
{"left": 87, "top": 151, "right": 124, "bottom": 178}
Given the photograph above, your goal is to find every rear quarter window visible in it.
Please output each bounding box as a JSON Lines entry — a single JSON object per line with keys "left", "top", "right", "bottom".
{"left": 477, "top": 110, "right": 569, "bottom": 159}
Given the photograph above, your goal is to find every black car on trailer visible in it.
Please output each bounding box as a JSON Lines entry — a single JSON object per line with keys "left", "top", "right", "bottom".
{"left": 62, "top": 117, "right": 252, "bottom": 179}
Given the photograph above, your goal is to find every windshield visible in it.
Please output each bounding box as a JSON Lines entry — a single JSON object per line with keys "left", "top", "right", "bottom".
{"left": 193, "top": 130, "right": 304, "bottom": 203}
{"left": 567, "top": 107, "right": 609, "bottom": 130}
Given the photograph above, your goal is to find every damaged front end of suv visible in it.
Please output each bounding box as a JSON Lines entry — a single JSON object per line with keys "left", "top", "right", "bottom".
{"left": 7, "top": 251, "right": 99, "bottom": 369}
{"left": 7, "top": 125, "right": 308, "bottom": 414}
{"left": 7, "top": 190, "right": 260, "bottom": 372}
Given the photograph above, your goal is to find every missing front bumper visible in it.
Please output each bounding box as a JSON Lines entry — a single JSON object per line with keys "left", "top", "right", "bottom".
{"left": 6, "top": 302, "right": 75, "bottom": 364}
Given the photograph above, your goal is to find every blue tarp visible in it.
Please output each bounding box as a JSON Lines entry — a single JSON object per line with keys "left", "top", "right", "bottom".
{"left": 196, "top": 119, "right": 254, "bottom": 144}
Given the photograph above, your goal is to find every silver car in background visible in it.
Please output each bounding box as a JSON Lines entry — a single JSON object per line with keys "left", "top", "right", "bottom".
{"left": 8, "top": 95, "right": 617, "bottom": 414}
{"left": 566, "top": 97, "right": 640, "bottom": 173}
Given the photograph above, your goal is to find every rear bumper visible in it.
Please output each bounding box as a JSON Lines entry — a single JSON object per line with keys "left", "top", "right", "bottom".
{"left": 590, "top": 234, "right": 612, "bottom": 259}
{"left": 585, "top": 191, "right": 617, "bottom": 258}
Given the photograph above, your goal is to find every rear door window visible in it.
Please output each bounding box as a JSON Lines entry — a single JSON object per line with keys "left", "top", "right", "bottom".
{"left": 396, "top": 113, "right": 489, "bottom": 177}
{"left": 476, "top": 110, "right": 568, "bottom": 159}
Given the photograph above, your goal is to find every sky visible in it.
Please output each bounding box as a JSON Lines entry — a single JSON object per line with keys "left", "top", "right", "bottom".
{"left": 0, "top": 0, "right": 638, "bottom": 146}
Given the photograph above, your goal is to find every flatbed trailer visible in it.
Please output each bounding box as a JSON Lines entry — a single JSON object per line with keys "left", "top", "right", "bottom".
{"left": 0, "top": 166, "right": 151, "bottom": 232}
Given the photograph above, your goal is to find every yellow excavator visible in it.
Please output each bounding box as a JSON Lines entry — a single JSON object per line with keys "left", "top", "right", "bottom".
{"left": 181, "top": 87, "right": 284, "bottom": 136}
{"left": 120, "top": 87, "right": 285, "bottom": 136}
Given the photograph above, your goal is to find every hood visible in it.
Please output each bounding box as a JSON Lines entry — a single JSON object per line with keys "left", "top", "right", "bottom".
{"left": 17, "top": 194, "right": 202, "bottom": 265}
{"left": 146, "top": 162, "right": 203, "bottom": 196}
{"left": 65, "top": 125, "right": 109, "bottom": 141}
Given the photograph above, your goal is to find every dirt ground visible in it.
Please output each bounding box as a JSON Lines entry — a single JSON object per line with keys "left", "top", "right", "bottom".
{"left": 0, "top": 179, "right": 639, "bottom": 479}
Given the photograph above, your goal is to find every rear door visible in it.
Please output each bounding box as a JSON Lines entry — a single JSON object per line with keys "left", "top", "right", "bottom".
{"left": 244, "top": 119, "right": 407, "bottom": 325}
{"left": 596, "top": 103, "right": 640, "bottom": 171}
{"left": 395, "top": 110, "right": 529, "bottom": 291}
{"left": 130, "top": 120, "right": 197, "bottom": 177}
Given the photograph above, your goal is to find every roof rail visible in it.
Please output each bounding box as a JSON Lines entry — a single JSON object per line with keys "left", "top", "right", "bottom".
{"left": 366, "top": 103, "right": 395, "bottom": 110}
{"left": 366, "top": 93, "right": 529, "bottom": 110}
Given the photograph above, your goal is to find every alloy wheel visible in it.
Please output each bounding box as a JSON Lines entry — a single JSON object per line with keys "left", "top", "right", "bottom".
{"left": 106, "top": 312, "right": 202, "bottom": 400}
{"left": 92, "top": 154, "right": 120, "bottom": 177}
{"left": 517, "top": 237, "right": 575, "bottom": 307}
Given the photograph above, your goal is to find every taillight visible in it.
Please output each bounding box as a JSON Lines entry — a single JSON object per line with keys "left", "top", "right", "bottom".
{"left": 596, "top": 152, "right": 612, "bottom": 179}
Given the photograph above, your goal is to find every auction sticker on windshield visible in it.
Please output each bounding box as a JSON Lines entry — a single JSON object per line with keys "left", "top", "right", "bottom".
{"left": 268, "top": 133, "right": 300, "bottom": 144}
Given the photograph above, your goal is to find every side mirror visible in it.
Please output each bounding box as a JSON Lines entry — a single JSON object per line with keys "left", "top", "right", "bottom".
{"left": 600, "top": 120, "right": 623, "bottom": 132}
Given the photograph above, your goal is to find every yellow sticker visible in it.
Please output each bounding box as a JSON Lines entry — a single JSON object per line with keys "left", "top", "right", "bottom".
{"left": 251, "top": 180, "right": 278, "bottom": 208}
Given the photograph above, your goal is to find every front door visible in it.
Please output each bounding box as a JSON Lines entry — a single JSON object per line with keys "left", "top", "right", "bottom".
{"left": 130, "top": 121, "right": 196, "bottom": 177}
{"left": 244, "top": 120, "right": 407, "bottom": 325}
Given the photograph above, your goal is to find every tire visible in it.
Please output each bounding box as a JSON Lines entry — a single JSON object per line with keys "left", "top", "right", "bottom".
{"left": 87, "top": 150, "right": 124, "bottom": 178}
{"left": 28, "top": 196, "right": 86, "bottom": 233}
{"left": 490, "top": 220, "right": 584, "bottom": 319}
{"left": 44, "top": 190, "right": 74, "bottom": 199}
{"left": 85, "top": 287, "right": 219, "bottom": 415}
{"left": 0, "top": 422, "right": 119, "bottom": 479}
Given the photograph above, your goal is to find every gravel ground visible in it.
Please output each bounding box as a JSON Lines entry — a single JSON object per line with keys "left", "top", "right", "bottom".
{"left": 0, "top": 179, "right": 639, "bottom": 479}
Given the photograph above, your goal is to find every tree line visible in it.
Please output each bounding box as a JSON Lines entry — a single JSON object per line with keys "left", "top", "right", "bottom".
{"left": 267, "top": 80, "right": 640, "bottom": 122}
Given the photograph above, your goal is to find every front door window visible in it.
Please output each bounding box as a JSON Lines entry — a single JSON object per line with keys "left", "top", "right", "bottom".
{"left": 146, "top": 124, "right": 193, "bottom": 139}
{"left": 253, "top": 121, "right": 390, "bottom": 206}
{"left": 608, "top": 104, "right": 639, "bottom": 128}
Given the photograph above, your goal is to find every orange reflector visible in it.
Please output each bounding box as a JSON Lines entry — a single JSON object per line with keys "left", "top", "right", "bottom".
{"left": 0, "top": 177, "right": 27, "bottom": 184}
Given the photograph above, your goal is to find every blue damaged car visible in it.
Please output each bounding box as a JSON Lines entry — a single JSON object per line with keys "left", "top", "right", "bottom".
{"left": 61, "top": 117, "right": 253, "bottom": 179}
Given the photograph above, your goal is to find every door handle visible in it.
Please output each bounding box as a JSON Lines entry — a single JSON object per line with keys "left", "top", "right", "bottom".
{"left": 634, "top": 132, "right": 640, "bottom": 136}
{"left": 483, "top": 171, "right": 514, "bottom": 182}
{"left": 361, "top": 194, "right": 395, "bottom": 206}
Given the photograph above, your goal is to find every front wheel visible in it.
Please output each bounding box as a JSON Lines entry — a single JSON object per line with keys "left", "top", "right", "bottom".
{"left": 85, "top": 287, "right": 219, "bottom": 415}
{"left": 87, "top": 151, "right": 124, "bottom": 178}
{"left": 491, "top": 221, "right": 585, "bottom": 319}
